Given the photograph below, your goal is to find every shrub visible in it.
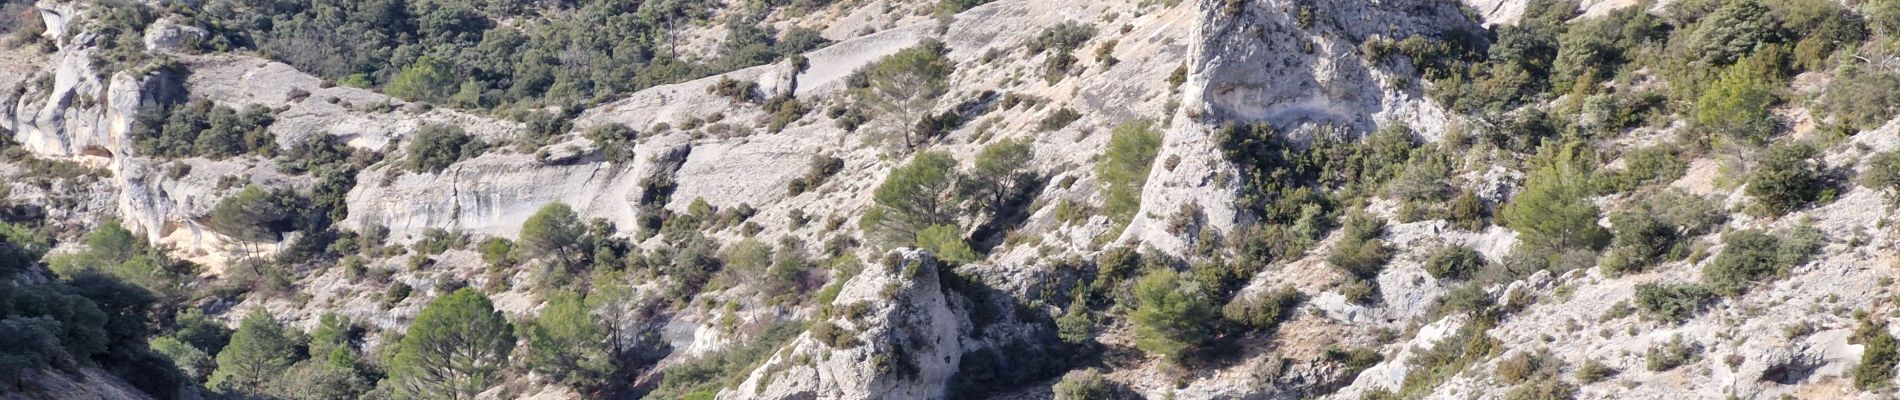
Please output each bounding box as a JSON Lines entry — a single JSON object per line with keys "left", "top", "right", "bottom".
{"left": 1220, "top": 286, "right": 1301, "bottom": 331}
{"left": 1676, "top": 0, "right": 1787, "bottom": 67}
{"left": 1051, "top": 368, "right": 1114, "bottom": 400}
{"left": 1704, "top": 230, "right": 1792, "bottom": 295}
{"left": 1098, "top": 120, "right": 1163, "bottom": 230}
{"left": 583, "top": 124, "right": 638, "bottom": 163}
{"left": 810, "top": 321, "right": 858, "bottom": 348}
{"left": 787, "top": 154, "right": 846, "bottom": 195}
{"left": 707, "top": 77, "right": 760, "bottom": 103}
{"left": 209, "top": 311, "right": 296, "bottom": 394}
{"left": 764, "top": 94, "right": 809, "bottom": 133}
{"left": 385, "top": 56, "right": 457, "bottom": 103}
{"left": 1632, "top": 283, "right": 1713, "bottom": 321}
{"left": 1423, "top": 245, "right": 1485, "bottom": 280}
{"left": 1744, "top": 143, "right": 1825, "bottom": 216}
{"left": 1819, "top": 61, "right": 1897, "bottom": 130}
{"left": 1502, "top": 380, "right": 1578, "bottom": 400}
{"left": 1854, "top": 318, "right": 1898, "bottom": 390}
{"left": 1495, "top": 351, "right": 1551, "bottom": 385}
{"left": 1026, "top": 22, "right": 1096, "bottom": 55}
{"left": 521, "top": 291, "right": 611, "bottom": 389}
{"left": 405, "top": 125, "right": 486, "bottom": 173}
{"left": 1130, "top": 269, "right": 1216, "bottom": 364}
{"left": 1038, "top": 108, "right": 1082, "bottom": 131}
{"left": 1575, "top": 359, "right": 1618, "bottom": 383}
{"left": 1329, "top": 212, "right": 1393, "bottom": 280}
{"left": 1447, "top": 190, "right": 1488, "bottom": 231}
{"left": 935, "top": 0, "right": 995, "bottom": 15}
{"left": 1601, "top": 190, "right": 1724, "bottom": 275}
{"left": 1862, "top": 152, "right": 1900, "bottom": 197}
{"left": 1594, "top": 146, "right": 1687, "bottom": 194}
{"left": 963, "top": 138, "right": 1036, "bottom": 216}
{"left": 132, "top": 100, "right": 278, "bottom": 159}
{"left": 1386, "top": 149, "right": 1455, "bottom": 204}
{"left": 1324, "top": 346, "right": 1385, "bottom": 376}
{"left": 915, "top": 225, "right": 977, "bottom": 264}
{"left": 1645, "top": 334, "right": 1701, "bottom": 371}
{"left": 1055, "top": 294, "right": 1095, "bottom": 345}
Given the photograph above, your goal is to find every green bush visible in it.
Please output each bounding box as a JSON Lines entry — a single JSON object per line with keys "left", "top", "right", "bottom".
{"left": 1329, "top": 212, "right": 1393, "bottom": 281}
{"left": 1594, "top": 146, "right": 1687, "bottom": 194}
{"left": 1324, "top": 345, "right": 1386, "bottom": 376}
{"left": 1702, "top": 229, "right": 1819, "bottom": 296}
{"left": 963, "top": 138, "right": 1035, "bottom": 216}
{"left": 1855, "top": 318, "right": 1898, "bottom": 390}
{"left": 1744, "top": 143, "right": 1826, "bottom": 216}
{"left": 209, "top": 311, "right": 297, "bottom": 395}
{"left": 707, "top": 77, "right": 760, "bottom": 103}
{"left": 1645, "top": 334, "right": 1701, "bottom": 371}
{"left": 1038, "top": 108, "right": 1082, "bottom": 131}
{"left": 520, "top": 203, "right": 583, "bottom": 264}
{"left": 915, "top": 225, "right": 977, "bottom": 264}
{"left": 1423, "top": 245, "right": 1486, "bottom": 280}
{"left": 1633, "top": 283, "right": 1714, "bottom": 321}
{"left": 1575, "top": 359, "right": 1618, "bottom": 383}
{"left": 1220, "top": 286, "right": 1301, "bottom": 331}
{"left": 1821, "top": 63, "right": 1900, "bottom": 132}
{"left": 1676, "top": 0, "right": 1788, "bottom": 67}
{"left": 1028, "top": 22, "right": 1095, "bottom": 54}
{"left": 935, "top": 0, "right": 996, "bottom": 15}
{"left": 1051, "top": 368, "right": 1114, "bottom": 400}
{"left": 787, "top": 154, "right": 846, "bottom": 196}
{"left": 1502, "top": 379, "right": 1578, "bottom": 400}
{"left": 1130, "top": 268, "right": 1216, "bottom": 364}
{"left": 405, "top": 124, "right": 486, "bottom": 173}
{"left": 521, "top": 291, "right": 612, "bottom": 389}
{"left": 385, "top": 56, "right": 457, "bottom": 103}
{"left": 1098, "top": 120, "right": 1163, "bottom": 231}
{"left": 1600, "top": 190, "right": 1724, "bottom": 275}
{"left": 1862, "top": 152, "right": 1900, "bottom": 196}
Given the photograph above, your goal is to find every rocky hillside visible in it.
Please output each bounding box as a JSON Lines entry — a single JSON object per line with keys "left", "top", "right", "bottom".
{"left": 0, "top": 0, "right": 1897, "bottom": 398}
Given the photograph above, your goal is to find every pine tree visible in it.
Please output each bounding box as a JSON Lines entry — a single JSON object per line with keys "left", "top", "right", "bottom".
{"left": 522, "top": 291, "right": 611, "bottom": 390}
{"left": 1098, "top": 120, "right": 1163, "bottom": 228}
{"left": 210, "top": 311, "right": 298, "bottom": 395}
{"left": 390, "top": 289, "right": 515, "bottom": 400}
{"left": 861, "top": 151, "right": 962, "bottom": 246}
{"left": 520, "top": 203, "right": 583, "bottom": 264}
{"left": 963, "top": 138, "right": 1035, "bottom": 215}
{"left": 1499, "top": 143, "right": 1608, "bottom": 253}
{"left": 1130, "top": 269, "right": 1215, "bottom": 364}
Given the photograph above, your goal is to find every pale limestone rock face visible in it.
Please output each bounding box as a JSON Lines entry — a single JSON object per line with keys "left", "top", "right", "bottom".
{"left": 343, "top": 135, "right": 691, "bottom": 240}
{"left": 722, "top": 249, "right": 964, "bottom": 400}
{"left": 181, "top": 55, "right": 523, "bottom": 150}
{"left": 142, "top": 17, "right": 206, "bottom": 52}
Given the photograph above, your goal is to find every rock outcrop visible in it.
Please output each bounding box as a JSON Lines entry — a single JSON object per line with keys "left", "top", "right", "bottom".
{"left": 722, "top": 249, "right": 966, "bottom": 400}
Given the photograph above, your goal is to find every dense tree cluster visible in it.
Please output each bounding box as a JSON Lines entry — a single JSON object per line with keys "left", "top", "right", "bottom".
{"left": 186, "top": 0, "right": 828, "bottom": 112}
{"left": 133, "top": 99, "right": 278, "bottom": 160}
